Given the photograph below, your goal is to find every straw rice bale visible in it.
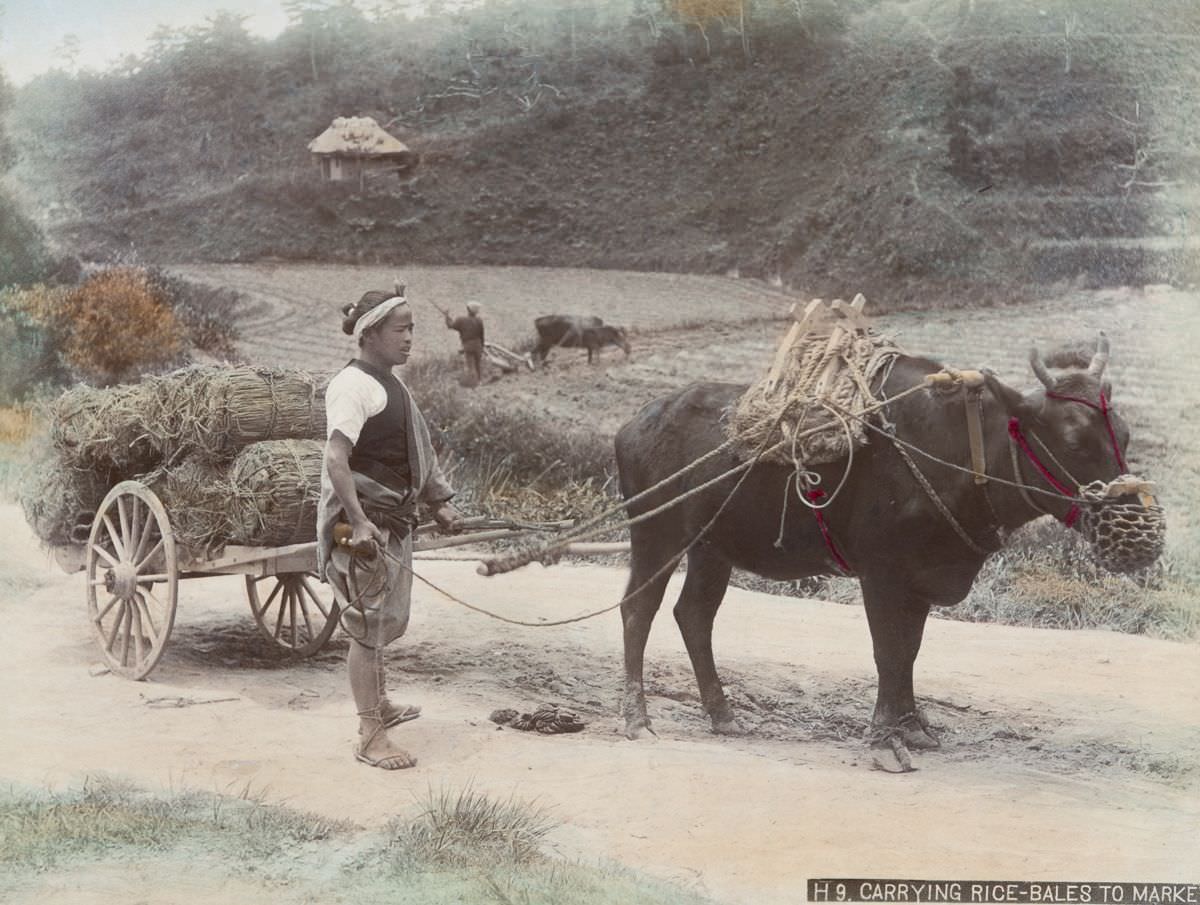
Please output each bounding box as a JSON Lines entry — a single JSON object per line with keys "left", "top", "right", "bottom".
{"left": 225, "top": 439, "right": 323, "bottom": 547}
{"left": 154, "top": 459, "right": 232, "bottom": 553}
{"left": 49, "top": 381, "right": 163, "bottom": 472}
{"left": 154, "top": 439, "right": 323, "bottom": 553}
{"left": 48, "top": 366, "right": 327, "bottom": 471}
{"left": 19, "top": 452, "right": 115, "bottom": 547}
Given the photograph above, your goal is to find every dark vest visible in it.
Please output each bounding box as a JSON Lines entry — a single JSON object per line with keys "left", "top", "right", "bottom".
{"left": 346, "top": 359, "right": 413, "bottom": 493}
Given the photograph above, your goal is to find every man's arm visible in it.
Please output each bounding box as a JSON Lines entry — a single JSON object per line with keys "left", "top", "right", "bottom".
{"left": 324, "top": 431, "right": 382, "bottom": 548}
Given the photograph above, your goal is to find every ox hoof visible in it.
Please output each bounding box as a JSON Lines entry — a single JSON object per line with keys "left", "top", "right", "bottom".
{"left": 711, "top": 717, "right": 747, "bottom": 736}
{"left": 898, "top": 711, "right": 941, "bottom": 750}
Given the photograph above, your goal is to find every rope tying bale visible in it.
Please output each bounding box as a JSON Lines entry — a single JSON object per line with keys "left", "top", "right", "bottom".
{"left": 1077, "top": 477, "right": 1166, "bottom": 574}
{"left": 48, "top": 366, "right": 327, "bottom": 471}
{"left": 726, "top": 295, "right": 902, "bottom": 465}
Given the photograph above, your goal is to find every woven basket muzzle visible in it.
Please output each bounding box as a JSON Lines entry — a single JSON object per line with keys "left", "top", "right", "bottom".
{"left": 1077, "top": 477, "right": 1166, "bottom": 574}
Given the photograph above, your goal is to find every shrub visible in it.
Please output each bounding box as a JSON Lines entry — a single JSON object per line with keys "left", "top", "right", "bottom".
{"left": 60, "top": 268, "right": 184, "bottom": 385}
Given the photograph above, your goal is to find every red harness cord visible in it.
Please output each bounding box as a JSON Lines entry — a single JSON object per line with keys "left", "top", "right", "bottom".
{"left": 1046, "top": 391, "right": 1128, "bottom": 473}
{"left": 1008, "top": 391, "right": 1126, "bottom": 528}
{"left": 804, "top": 489, "right": 854, "bottom": 575}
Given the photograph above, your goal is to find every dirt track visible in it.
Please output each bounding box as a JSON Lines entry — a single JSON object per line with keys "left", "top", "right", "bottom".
{"left": 2, "top": 503, "right": 1198, "bottom": 904}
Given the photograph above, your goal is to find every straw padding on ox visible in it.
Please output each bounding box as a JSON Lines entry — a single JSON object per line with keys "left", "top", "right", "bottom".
{"left": 726, "top": 298, "right": 901, "bottom": 466}
{"left": 49, "top": 366, "right": 327, "bottom": 470}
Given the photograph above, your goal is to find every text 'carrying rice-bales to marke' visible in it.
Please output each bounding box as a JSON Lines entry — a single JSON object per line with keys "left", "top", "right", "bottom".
{"left": 725, "top": 294, "right": 902, "bottom": 465}
{"left": 20, "top": 366, "right": 329, "bottom": 552}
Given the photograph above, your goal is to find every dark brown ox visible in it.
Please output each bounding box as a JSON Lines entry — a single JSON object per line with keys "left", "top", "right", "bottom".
{"left": 533, "top": 315, "right": 631, "bottom": 364}
{"left": 614, "top": 336, "right": 1129, "bottom": 763}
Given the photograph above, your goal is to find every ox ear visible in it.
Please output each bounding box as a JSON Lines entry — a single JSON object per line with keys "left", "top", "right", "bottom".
{"left": 982, "top": 369, "right": 1034, "bottom": 420}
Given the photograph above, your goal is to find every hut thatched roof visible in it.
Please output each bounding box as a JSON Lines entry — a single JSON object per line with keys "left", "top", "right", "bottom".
{"left": 307, "top": 116, "right": 411, "bottom": 157}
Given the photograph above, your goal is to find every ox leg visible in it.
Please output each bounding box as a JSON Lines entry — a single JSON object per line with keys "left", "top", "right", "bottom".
{"left": 621, "top": 547, "right": 676, "bottom": 740}
{"left": 861, "top": 576, "right": 940, "bottom": 754}
{"left": 673, "top": 548, "right": 739, "bottom": 734}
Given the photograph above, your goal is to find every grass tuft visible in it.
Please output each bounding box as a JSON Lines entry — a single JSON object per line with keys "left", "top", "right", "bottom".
{"left": 388, "top": 785, "right": 556, "bottom": 867}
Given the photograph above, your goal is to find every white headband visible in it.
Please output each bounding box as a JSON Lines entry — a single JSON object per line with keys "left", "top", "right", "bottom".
{"left": 353, "top": 296, "right": 408, "bottom": 342}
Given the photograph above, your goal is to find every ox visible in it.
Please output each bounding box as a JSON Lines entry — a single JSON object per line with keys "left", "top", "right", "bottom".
{"left": 533, "top": 315, "right": 631, "bottom": 364}
{"left": 614, "top": 336, "right": 1130, "bottom": 766}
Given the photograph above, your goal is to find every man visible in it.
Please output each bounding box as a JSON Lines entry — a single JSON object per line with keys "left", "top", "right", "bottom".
{"left": 318, "top": 288, "right": 462, "bottom": 770}
{"left": 445, "top": 300, "right": 485, "bottom": 385}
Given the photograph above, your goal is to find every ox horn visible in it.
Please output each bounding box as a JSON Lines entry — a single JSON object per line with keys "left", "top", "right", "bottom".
{"left": 1088, "top": 331, "right": 1110, "bottom": 379}
{"left": 1029, "top": 346, "right": 1054, "bottom": 390}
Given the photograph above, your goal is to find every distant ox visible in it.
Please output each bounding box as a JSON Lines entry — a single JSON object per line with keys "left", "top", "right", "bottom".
{"left": 533, "top": 315, "right": 631, "bottom": 365}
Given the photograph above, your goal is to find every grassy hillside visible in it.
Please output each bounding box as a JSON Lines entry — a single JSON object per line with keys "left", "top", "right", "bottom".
{"left": 6, "top": 0, "right": 1199, "bottom": 305}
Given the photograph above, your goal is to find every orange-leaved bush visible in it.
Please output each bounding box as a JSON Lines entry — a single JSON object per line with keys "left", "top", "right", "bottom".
{"left": 62, "top": 268, "right": 182, "bottom": 385}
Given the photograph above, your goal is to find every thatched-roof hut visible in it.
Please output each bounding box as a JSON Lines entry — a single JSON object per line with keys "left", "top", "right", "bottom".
{"left": 307, "top": 116, "right": 417, "bottom": 183}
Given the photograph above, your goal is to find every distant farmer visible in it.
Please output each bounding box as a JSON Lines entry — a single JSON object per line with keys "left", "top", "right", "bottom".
{"left": 317, "top": 288, "right": 463, "bottom": 770}
{"left": 445, "top": 300, "right": 486, "bottom": 385}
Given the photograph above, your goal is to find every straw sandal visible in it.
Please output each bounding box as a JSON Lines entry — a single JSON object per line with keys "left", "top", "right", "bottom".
{"left": 382, "top": 703, "right": 422, "bottom": 728}
{"left": 355, "top": 723, "right": 417, "bottom": 770}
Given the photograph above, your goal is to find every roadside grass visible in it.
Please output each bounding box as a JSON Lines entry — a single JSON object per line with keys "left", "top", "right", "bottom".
{"left": 405, "top": 354, "right": 620, "bottom": 530}
{"left": 0, "top": 779, "right": 714, "bottom": 905}
{"left": 0, "top": 405, "right": 38, "bottom": 501}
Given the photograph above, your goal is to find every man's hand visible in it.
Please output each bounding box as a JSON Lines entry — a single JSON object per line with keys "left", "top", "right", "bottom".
{"left": 432, "top": 502, "right": 464, "bottom": 533}
{"left": 348, "top": 516, "right": 384, "bottom": 554}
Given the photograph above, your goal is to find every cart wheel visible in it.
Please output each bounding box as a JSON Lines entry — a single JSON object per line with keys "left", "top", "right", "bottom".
{"left": 86, "top": 481, "right": 178, "bottom": 680}
{"left": 246, "top": 572, "right": 339, "bottom": 656}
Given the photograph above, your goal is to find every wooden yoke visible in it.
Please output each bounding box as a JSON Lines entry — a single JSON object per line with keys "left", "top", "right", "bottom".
{"left": 813, "top": 293, "right": 870, "bottom": 399}
{"left": 764, "top": 299, "right": 825, "bottom": 395}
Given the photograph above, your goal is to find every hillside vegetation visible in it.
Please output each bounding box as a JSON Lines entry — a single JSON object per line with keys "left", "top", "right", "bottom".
{"left": 6, "top": 0, "right": 1199, "bottom": 305}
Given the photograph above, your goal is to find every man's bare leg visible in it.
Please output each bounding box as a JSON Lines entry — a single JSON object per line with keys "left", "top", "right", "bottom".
{"left": 348, "top": 639, "right": 416, "bottom": 769}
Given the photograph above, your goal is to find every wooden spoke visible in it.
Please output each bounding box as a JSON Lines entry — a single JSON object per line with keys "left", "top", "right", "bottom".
{"left": 135, "top": 592, "right": 160, "bottom": 637}
{"left": 246, "top": 573, "right": 338, "bottom": 657}
{"left": 104, "top": 601, "right": 127, "bottom": 652}
{"left": 132, "top": 506, "right": 155, "bottom": 565}
{"left": 136, "top": 538, "right": 164, "bottom": 572}
{"left": 128, "top": 499, "right": 142, "bottom": 562}
{"left": 117, "top": 496, "right": 131, "bottom": 551}
{"left": 92, "top": 544, "right": 119, "bottom": 569}
{"left": 273, "top": 586, "right": 289, "bottom": 640}
{"left": 288, "top": 591, "right": 299, "bottom": 650}
{"left": 300, "top": 576, "right": 330, "bottom": 619}
{"left": 252, "top": 577, "right": 285, "bottom": 621}
{"left": 135, "top": 574, "right": 172, "bottom": 584}
{"left": 95, "top": 595, "right": 121, "bottom": 623}
{"left": 296, "top": 584, "right": 315, "bottom": 640}
{"left": 131, "top": 601, "right": 145, "bottom": 665}
{"left": 102, "top": 514, "right": 127, "bottom": 561}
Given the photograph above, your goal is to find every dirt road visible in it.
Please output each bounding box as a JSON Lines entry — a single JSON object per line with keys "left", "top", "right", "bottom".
{"left": 2, "top": 503, "right": 1197, "bottom": 904}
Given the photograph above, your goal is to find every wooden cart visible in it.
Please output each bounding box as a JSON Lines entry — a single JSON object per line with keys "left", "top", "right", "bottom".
{"left": 80, "top": 479, "right": 559, "bottom": 680}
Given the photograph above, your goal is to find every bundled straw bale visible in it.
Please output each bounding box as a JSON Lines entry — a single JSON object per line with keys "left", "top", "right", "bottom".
{"left": 160, "top": 367, "right": 327, "bottom": 461}
{"left": 156, "top": 440, "right": 323, "bottom": 553}
{"left": 19, "top": 452, "right": 115, "bottom": 547}
{"left": 155, "top": 459, "right": 231, "bottom": 553}
{"left": 49, "top": 382, "right": 164, "bottom": 472}
{"left": 48, "top": 366, "right": 327, "bottom": 471}
{"left": 225, "top": 439, "right": 323, "bottom": 547}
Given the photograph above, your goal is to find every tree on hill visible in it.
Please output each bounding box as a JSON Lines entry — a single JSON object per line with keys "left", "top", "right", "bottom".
{"left": 0, "top": 69, "right": 52, "bottom": 288}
